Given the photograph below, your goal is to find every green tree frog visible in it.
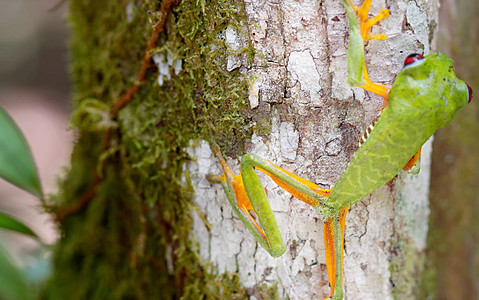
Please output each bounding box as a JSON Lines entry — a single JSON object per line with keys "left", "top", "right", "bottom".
{"left": 208, "top": 0, "right": 473, "bottom": 299}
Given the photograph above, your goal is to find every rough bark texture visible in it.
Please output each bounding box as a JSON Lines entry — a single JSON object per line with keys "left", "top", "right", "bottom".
{"left": 50, "top": 0, "right": 439, "bottom": 299}
{"left": 189, "top": 0, "right": 439, "bottom": 299}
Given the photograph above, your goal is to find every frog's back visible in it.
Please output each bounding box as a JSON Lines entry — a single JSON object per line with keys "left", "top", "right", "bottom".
{"left": 327, "top": 53, "right": 469, "bottom": 212}
{"left": 326, "top": 108, "right": 431, "bottom": 211}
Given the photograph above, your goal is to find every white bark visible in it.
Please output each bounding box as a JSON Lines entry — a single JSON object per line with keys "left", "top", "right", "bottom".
{"left": 188, "top": 0, "right": 438, "bottom": 298}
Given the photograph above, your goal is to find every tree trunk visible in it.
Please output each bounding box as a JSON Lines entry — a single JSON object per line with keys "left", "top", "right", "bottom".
{"left": 190, "top": 0, "right": 438, "bottom": 299}
{"left": 48, "top": 0, "right": 437, "bottom": 299}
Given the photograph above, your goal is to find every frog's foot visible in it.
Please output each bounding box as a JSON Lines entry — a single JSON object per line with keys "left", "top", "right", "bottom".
{"left": 359, "top": 65, "right": 390, "bottom": 99}
{"left": 348, "top": 0, "right": 390, "bottom": 41}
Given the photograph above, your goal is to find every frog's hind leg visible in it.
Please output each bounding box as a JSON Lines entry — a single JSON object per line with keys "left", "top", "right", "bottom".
{"left": 323, "top": 206, "right": 350, "bottom": 300}
{"left": 208, "top": 144, "right": 331, "bottom": 257}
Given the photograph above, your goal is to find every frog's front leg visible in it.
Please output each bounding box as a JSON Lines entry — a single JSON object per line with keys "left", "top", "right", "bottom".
{"left": 343, "top": 0, "right": 390, "bottom": 98}
{"left": 351, "top": 0, "right": 389, "bottom": 41}
{"left": 208, "top": 144, "right": 330, "bottom": 257}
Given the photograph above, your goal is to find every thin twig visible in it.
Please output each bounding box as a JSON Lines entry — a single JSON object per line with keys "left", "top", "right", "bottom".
{"left": 112, "top": 0, "right": 177, "bottom": 115}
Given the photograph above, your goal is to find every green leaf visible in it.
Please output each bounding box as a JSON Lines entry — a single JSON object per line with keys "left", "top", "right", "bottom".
{"left": 0, "top": 106, "right": 42, "bottom": 197}
{"left": 0, "top": 244, "right": 31, "bottom": 300}
{"left": 0, "top": 212, "right": 38, "bottom": 238}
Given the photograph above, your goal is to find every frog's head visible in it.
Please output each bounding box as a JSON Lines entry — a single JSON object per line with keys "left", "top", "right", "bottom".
{"left": 390, "top": 52, "right": 472, "bottom": 129}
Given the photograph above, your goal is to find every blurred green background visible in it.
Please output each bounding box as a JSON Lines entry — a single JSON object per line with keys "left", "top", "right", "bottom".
{"left": 0, "top": 0, "right": 70, "bottom": 284}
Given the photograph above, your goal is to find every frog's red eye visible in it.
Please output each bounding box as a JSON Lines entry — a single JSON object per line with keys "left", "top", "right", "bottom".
{"left": 404, "top": 54, "right": 425, "bottom": 67}
{"left": 467, "top": 84, "right": 473, "bottom": 104}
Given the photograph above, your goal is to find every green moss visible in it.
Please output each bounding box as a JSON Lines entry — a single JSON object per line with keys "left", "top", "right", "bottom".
{"left": 46, "top": 0, "right": 273, "bottom": 298}
{"left": 257, "top": 283, "right": 282, "bottom": 300}
{"left": 389, "top": 238, "right": 426, "bottom": 299}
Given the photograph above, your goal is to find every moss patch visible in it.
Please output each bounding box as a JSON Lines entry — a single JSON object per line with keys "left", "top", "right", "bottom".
{"left": 46, "top": 0, "right": 272, "bottom": 298}
{"left": 389, "top": 238, "right": 426, "bottom": 299}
